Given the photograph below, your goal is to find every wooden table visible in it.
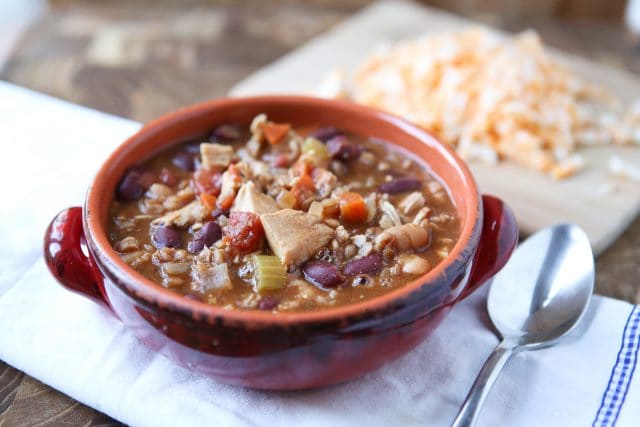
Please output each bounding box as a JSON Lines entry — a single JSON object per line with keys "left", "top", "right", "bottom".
{"left": 1, "top": 1, "right": 639, "bottom": 424}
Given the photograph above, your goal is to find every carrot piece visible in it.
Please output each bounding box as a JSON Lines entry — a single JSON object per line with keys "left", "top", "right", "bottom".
{"left": 218, "top": 195, "right": 235, "bottom": 210}
{"left": 291, "top": 174, "right": 316, "bottom": 209}
{"left": 291, "top": 159, "right": 313, "bottom": 177}
{"left": 339, "top": 192, "right": 367, "bottom": 223}
{"left": 200, "top": 193, "right": 217, "bottom": 211}
{"left": 262, "top": 122, "right": 291, "bottom": 145}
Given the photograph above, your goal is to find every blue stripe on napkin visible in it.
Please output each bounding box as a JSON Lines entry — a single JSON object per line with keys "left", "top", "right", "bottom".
{"left": 592, "top": 306, "right": 640, "bottom": 427}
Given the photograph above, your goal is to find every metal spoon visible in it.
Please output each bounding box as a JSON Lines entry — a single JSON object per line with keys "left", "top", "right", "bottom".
{"left": 452, "top": 224, "right": 594, "bottom": 427}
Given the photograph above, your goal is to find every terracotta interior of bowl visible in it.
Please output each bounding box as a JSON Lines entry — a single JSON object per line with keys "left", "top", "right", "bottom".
{"left": 87, "top": 96, "right": 479, "bottom": 320}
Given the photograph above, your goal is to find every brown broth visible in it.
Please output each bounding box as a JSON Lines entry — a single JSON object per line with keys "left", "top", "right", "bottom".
{"left": 108, "top": 121, "right": 460, "bottom": 312}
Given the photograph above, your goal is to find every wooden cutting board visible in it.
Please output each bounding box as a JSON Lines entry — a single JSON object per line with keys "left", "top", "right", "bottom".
{"left": 230, "top": 0, "right": 640, "bottom": 255}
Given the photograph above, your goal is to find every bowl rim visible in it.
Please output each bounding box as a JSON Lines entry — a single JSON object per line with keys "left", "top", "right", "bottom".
{"left": 85, "top": 95, "right": 481, "bottom": 325}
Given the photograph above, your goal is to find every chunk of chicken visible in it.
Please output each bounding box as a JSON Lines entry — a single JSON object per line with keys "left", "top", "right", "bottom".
{"left": 399, "top": 254, "right": 431, "bottom": 275}
{"left": 200, "top": 143, "right": 234, "bottom": 170}
{"left": 399, "top": 192, "right": 426, "bottom": 215}
{"left": 266, "top": 170, "right": 295, "bottom": 198}
{"left": 412, "top": 206, "right": 432, "bottom": 225}
{"left": 374, "top": 223, "right": 430, "bottom": 251}
{"left": 276, "top": 189, "right": 296, "bottom": 209}
{"left": 218, "top": 168, "right": 243, "bottom": 208}
{"left": 247, "top": 113, "right": 267, "bottom": 157}
{"left": 364, "top": 193, "right": 377, "bottom": 223}
{"left": 231, "top": 181, "right": 279, "bottom": 215}
{"left": 120, "top": 251, "right": 151, "bottom": 268}
{"left": 151, "top": 200, "right": 210, "bottom": 228}
{"left": 260, "top": 209, "right": 335, "bottom": 265}
{"left": 308, "top": 198, "right": 339, "bottom": 219}
{"left": 380, "top": 200, "right": 402, "bottom": 228}
{"left": 191, "top": 262, "right": 232, "bottom": 291}
{"left": 115, "top": 236, "right": 140, "bottom": 253}
{"left": 234, "top": 157, "right": 272, "bottom": 187}
{"left": 312, "top": 168, "right": 338, "bottom": 197}
{"left": 162, "top": 185, "right": 195, "bottom": 211}
{"left": 145, "top": 183, "right": 173, "bottom": 201}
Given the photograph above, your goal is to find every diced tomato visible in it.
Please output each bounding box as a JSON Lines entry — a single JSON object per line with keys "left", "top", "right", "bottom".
{"left": 291, "top": 174, "right": 316, "bottom": 209}
{"left": 192, "top": 168, "right": 222, "bottom": 196}
{"left": 223, "top": 211, "right": 264, "bottom": 254}
{"left": 200, "top": 193, "right": 217, "bottom": 211}
{"left": 338, "top": 192, "right": 367, "bottom": 223}
{"left": 261, "top": 122, "right": 291, "bottom": 145}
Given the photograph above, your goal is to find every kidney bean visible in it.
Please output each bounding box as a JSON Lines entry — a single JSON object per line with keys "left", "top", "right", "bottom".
{"left": 152, "top": 226, "right": 182, "bottom": 249}
{"left": 258, "top": 297, "right": 280, "bottom": 310}
{"left": 116, "top": 170, "right": 143, "bottom": 201}
{"left": 116, "top": 168, "right": 155, "bottom": 201}
{"left": 172, "top": 152, "right": 196, "bottom": 171}
{"left": 211, "top": 207, "right": 229, "bottom": 219}
{"left": 327, "top": 136, "right": 362, "bottom": 161}
{"left": 188, "top": 221, "right": 222, "bottom": 253}
{"left": 343, "top": 252, "right": 383, "bottom": 276}
{"left": 210, "top": 123, "right": 242, "bottom": 143}
{"left": 312, "top": 127, "right": 343, "bottom": 142}
{"left": 303, "top": 261, "right": 345, "bottom": 288}
{"left": 378, "top": 177, "right": 422, "bottom": 194}
{"left": 183, "top": 141, "right": 202, "bottom": 154}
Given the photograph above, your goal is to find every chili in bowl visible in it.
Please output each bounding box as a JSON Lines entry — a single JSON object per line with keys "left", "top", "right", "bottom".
{"left": 44, "top": 96, "right": 517, "bottom": 390}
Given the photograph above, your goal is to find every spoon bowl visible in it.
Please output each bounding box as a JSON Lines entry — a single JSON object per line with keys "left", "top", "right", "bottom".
{"left": 452, "top": 224, "right": 594, "bottom": 427}
{"left": 488, "top": 224, "right": 594, "bottom": 348}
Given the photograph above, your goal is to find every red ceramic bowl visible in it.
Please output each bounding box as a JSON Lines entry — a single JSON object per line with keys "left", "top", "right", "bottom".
{"left": 44, "top": 96, "right": 517, "bottom": 390}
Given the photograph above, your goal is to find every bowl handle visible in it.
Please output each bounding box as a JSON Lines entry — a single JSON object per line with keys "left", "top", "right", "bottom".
{"left": 459, "top": 195, "right": 518, "bottom": 301}
{"left": 44, "top": 207, "right": 111, "bottom": 309}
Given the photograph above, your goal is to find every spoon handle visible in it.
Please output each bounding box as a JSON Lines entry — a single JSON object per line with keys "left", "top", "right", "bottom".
{"left": 451, "top": 340, "right": 516, "bottom": 427}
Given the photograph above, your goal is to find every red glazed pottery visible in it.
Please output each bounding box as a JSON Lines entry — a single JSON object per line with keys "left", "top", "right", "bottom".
{"left": 44, "top": 96, "right": 518, "bottom": 390}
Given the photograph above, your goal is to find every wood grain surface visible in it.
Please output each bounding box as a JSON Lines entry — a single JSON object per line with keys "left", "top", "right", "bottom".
{"left": 1, "top": 0, "right": 639, "bottom": 425}
{"left": 0, "top": 361, "right": 119, "bottom": 426}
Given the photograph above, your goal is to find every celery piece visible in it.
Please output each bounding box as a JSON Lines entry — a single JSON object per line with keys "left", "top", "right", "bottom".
{"left": 302, "top": 137, "right": 330, "bottom": 166}
{"left": 252, "top": 255, "right": 287, "bottom": 293}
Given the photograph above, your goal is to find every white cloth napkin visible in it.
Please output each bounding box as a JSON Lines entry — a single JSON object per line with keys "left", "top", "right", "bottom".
{"left": 1, "top": 81, "right": 639, "bottom": 427}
